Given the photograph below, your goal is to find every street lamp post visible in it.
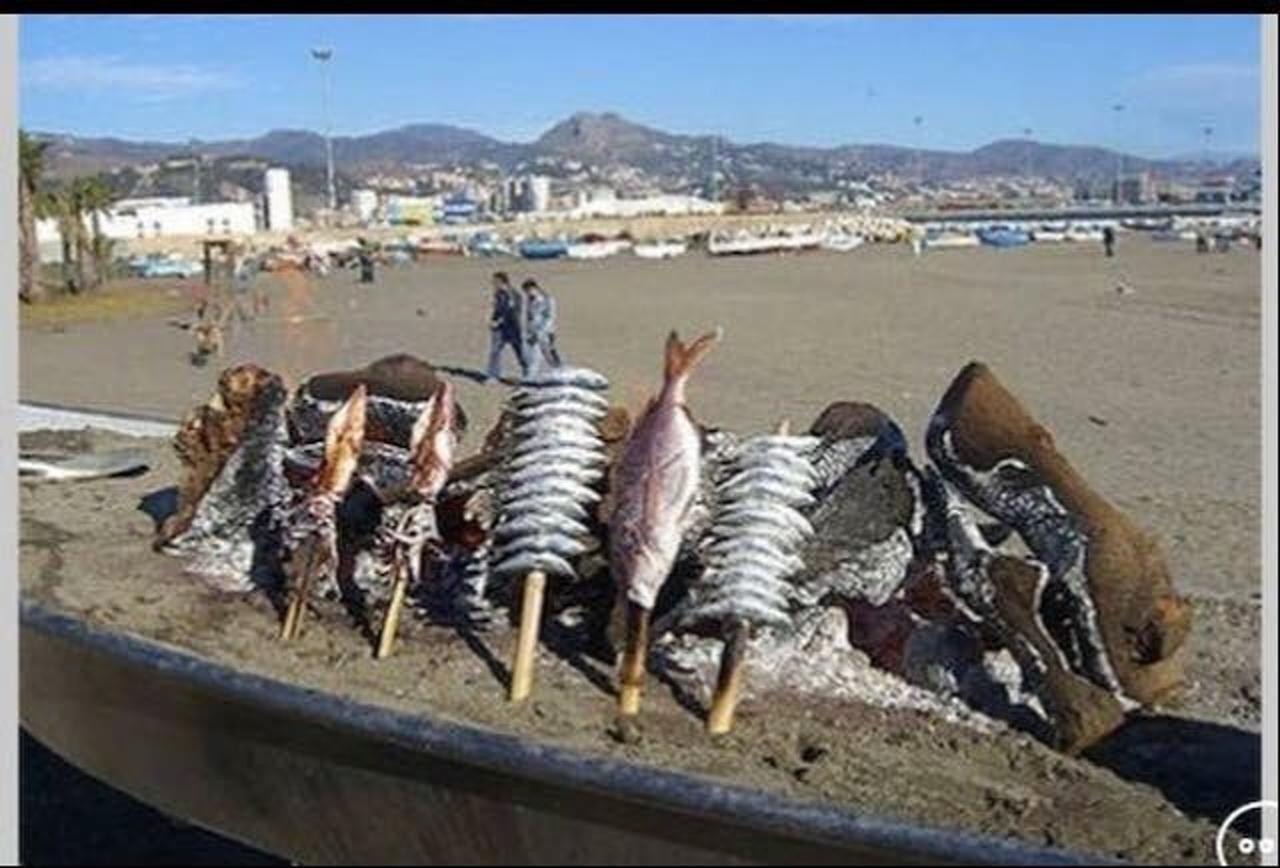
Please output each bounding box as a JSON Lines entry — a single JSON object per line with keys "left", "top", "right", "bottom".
{"left": 912, "top": 115, "right": 924, "bottom": 187}
{"left": 312, "top": 47, "right": 337, "bottom": 217}
{"left": 1111, "top": 103, "right": 1125, "bottom": 203}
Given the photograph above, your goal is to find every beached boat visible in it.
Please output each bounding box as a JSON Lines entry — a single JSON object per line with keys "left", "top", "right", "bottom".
{"left": 417, "top": 238, "right": 467, "bottom": 257}
{"left": 1065, "top": 225, "right": 1104, "bottom": 243}
{"left": 519, "top": 239, "right": 570, "bottom": 260}
{"left": 925, "top": 231, "right": 980, "bottom": 249}
{"left": 633, "top": 239, "right": 687, "bottom": 259}
{"left": 1031, "top": 229, "right": 1067, "bottom": 243}
{"left": 977, "top": 227, "right": 1031, "bottom": 248}
{"left": 820, "top": 231, "right": 865, "bottom": 253}
{"left": 566, "top": 236, "right": 632, "bottom": 260}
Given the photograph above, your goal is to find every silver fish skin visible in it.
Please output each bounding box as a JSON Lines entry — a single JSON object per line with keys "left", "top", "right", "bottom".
{"left": 696, "top": 568, "right": 794, "bottom": 597}
{"left": 719, "top": 480, "right": 816, "bottom": 508}
{"left": 703, "top": 533, "right": 797, "bottom": 562}
{"left": 492, "top": 532, "right": 589, "bottom": 561}
{"left": 491, "top": 549, "right": 577, "bottom": 578}
{"left": 511, "top": 415, "right": 602, "bottom": 440}
{"left": 727, "top": 448, "right": 816, "bottom": 478}
{"left": 493, "top": 512, "right": 591, "bottom": 541}
{"left": 506, "top": 447, "right": 607, "bottom": 473}
{"left": 499, "top": 476, "right": 602, "bottom": 505}
{"left": 738, "top": 434, "right": 822, "bottom": 454}
{"left": 497, "top": 494, "right": 592, "bottom": 521}
{"left": 512, "top": 388, "right": 610, "bottom": 410}
{"left": 704, "top": 546, "right": 804, "bottom": 577}
{"left": 523, "top": 367, "right": 609, "bottom": 391}
{"left": 723, "top": 462, "right": 816, "bottom": 490}
{"left": 505, "top": 462, "right": 603, "bottom": 487}
{"left": 510, "top": 431, "right": 605, "bottom": 456}
{"left": 688, "top": 593, "right": 792, "bottom": 630}
{"left": 713, "top": 503, "right": 813, "bottom": 537}
{"left": 511, "top": 402, "right": 608, "bottom": 424}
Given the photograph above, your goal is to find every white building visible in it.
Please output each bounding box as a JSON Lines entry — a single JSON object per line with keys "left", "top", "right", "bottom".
{"left": 565, "top": 193, "right": 724, "bottom": 220}
{"left": 264, "top": 167, "right": 294, "bottom": 232}
{"left": 36, "top": 200, "right": 257, "bottom": 250}
{"left": 351, "top": 189, "right": 379, "bottom": 223}
{"left": 525, "top": 176, "right": 552, "bottom": 213}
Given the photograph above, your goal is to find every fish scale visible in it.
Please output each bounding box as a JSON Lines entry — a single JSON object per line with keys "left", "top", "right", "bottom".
{"left": 678, "top": 432, "right": 818, "bottom": 633}
{"left": 490, "top": 367, "right": 609, "bottom": 581}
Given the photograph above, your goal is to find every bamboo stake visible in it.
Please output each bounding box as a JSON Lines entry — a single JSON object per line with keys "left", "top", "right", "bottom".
{"left": 706, "top": 619, "right": 750, "bottom": 735}
{"left": 375, "top": 550, "right": 409, "bottom": 660}
{"left": 617, "top": 601, "right": 651, "bottom": 717}
{"left": 509, "top": 570, "right": 547, "bottom": 703}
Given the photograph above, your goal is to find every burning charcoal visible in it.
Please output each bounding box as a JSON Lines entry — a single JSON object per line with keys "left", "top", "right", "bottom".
{"left": 938, "top": 481, "right": 1127, "bottom": 753}
{"left": 156, "top": 365, "right": 291, "bottom": 592}
{"left": 609, "top": 329, "right": 721, "bottom": 719}
{"left": 287, "top": 353, "right": 467, "bottom": 448}
{"left": 369, "top": 381, "right": 459, "bottom": 659}
{"left": 675, "top": 422, "right": 818, "bottom": 734}
{"left": 925, "top": 361, "right": 1191, "bottom": 707}
{"left": 491, "top": 365, "right": 611, "bottom": 703}
{"left": 279, "top": 386, "right": 368, "bottom": 640}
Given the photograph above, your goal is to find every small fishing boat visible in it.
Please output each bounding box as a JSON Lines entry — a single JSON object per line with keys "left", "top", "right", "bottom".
{"left": 925, "top": 231, "right": 980, "bottom": 249}
{"left": 567, "top": 235, "right": 631, "bottom": 260}
{"left": 417, "top": 237, "right": 467, "bottom": 257}
{"left": 633, "top": 239, "right": 687, "bottom": 260}
{"left": 977, "top": 226, "right": 1031, "bottom": 248}
{"left": 820, "top": 232, "right": 865, "bottom": 253}
{"left": 519, "top": 239, "right": 570, "bottom": 260}
{"left": 1065, "top": 225, "right": 1105, "bottom": 243}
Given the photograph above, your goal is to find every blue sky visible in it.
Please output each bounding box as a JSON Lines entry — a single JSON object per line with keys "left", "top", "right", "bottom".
{"left": 19, "top": 14, "right": 1261, "bottom": 157}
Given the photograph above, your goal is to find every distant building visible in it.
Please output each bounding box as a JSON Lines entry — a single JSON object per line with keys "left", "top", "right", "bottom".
{"left": 35, "top": 199, "right": 257, "bottom": 259}
{"left": 565, "top": 192, "right": 724, "bottom": 219}
{"left": 385, "top": 194, "right": 440, "bottom": 225}
{"left": 525, "top": 176, "right": 552, "bottom": 213}
{"left": 264, "top": 167, "right": 294, "bottom": 232}
{"left": 439, "top": 194, "right": 480, "bottom": 224}
{"left": 1113, "top": 172, "right": 1154, "bottom": 205}
{"left": 351, "top": 189, "right": 379, "bottom": 223}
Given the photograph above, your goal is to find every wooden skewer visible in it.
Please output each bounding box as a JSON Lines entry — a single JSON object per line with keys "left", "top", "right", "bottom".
{"left": 376, "top": 550, "right": 410, "bottom": 660}
{"left": 280, "top": 540, "right": 320, "bottom": 641}
{"left": 509, "top": 570, "right": 547, "bottom": 703}
{"left": 617, "top": 601, "right": 651, "bottom": 717}
{"left": 706, "top": 618, "right": 750, "bottom": 735}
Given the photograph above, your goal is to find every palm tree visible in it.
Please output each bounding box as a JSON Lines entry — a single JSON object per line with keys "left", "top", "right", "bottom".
{"left": 18, "top": 131, "right": 50, "bottom": 303}
{"left": 75, "top": 176, "right": 115, "bottom": 288}
{"left": 36, "top": 187, "right": 81, "bottom": 294}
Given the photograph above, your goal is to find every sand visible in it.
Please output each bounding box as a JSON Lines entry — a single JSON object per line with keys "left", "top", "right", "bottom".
{"left": 18, "top": 238, "right": 1263, "bottom": 862}
{"left": 22, "top": 238, "right": 1263, "bottom": 604}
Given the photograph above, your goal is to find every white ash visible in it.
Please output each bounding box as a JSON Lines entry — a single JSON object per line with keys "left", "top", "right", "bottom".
{"left": 653, "top": 606, "right": 1002, "bottom": 734}
{"left": 159, "top": 380, "right": 292, "bottom": 593}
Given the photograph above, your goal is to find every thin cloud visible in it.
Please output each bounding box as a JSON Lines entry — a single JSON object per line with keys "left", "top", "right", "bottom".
{"left": 22, "top": 54, "right": 242, "bottom": 100}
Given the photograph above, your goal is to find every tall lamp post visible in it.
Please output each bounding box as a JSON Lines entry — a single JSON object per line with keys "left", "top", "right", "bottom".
{"left": 912, "top": 115, "right": 924, "bottom": 187}
{"left": 1111, "top": 103, "right": 1125, "bottom": 203}
{"left": 312, "top": 47, "right": 337, "bottom": 216}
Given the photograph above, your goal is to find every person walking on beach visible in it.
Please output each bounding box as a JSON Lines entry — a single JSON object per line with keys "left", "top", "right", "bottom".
{"left": 485, "top": 271, "right": 527, "bottom": 382}
{"left": 522, "top": 278, "right": 563, "bottom": 374}
{"left": 1102, "top": 225, "right": 1116, "bottom": 258}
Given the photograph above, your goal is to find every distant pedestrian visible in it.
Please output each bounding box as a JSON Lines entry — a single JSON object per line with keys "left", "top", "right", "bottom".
{"left": 1102, "top": 226, "right": 1115, "bottom": 258}
{"left": 485, "top": 271, "right": 527, "bottom": 382}
{"left": 522, "top": 278, "right": 563, "bottom": 375}
{"left": 358, "top": 248, "right": 376, "bottom": 284}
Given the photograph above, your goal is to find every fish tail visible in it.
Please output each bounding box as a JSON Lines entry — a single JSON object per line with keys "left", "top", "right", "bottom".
{"left": 663, "top": 327, "right": 723, "bottom": 385}
{"left": 411, "top": 381, "right": 455, "bottom": 454}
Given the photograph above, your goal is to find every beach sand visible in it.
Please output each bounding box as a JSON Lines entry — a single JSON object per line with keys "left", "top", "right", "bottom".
{"left": 22, "top": 237, "right": 1262, "bottom": 606}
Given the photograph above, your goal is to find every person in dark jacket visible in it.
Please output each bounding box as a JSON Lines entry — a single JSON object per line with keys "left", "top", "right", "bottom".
{"left": 1102, "top": 225, "right": 1116, "bottom": 257}
{"left": 485, "top": 271, "right": 527, "bottom": 382}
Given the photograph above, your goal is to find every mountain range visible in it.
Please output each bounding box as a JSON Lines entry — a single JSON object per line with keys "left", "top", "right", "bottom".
{"left": 32, "top": 111, "right": 1259, "bottom": 198}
